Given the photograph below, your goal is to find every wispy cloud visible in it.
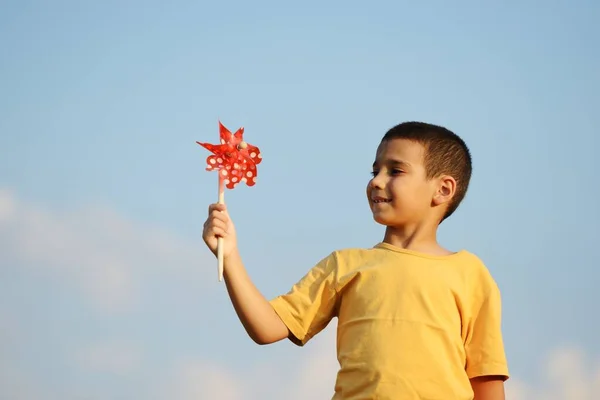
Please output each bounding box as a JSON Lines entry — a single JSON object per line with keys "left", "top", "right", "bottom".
{"left": 506, "top": 346, "right": 600, "bottom": 400}
{"left": 162, "top": 330, "right": 600, "bottom": 400}
{"left": 0, "top": 188, "right": 208, "bottom": 312}
{"left": 165, "top": 360, "right": 246, "bottom": 400}
{"left": 161, "top": 326, "right": 339, "bottom": 400}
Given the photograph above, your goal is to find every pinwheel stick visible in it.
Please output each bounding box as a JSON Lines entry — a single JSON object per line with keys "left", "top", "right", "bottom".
{"left": 217, "top": 174, "right": 225, "bottom": 281}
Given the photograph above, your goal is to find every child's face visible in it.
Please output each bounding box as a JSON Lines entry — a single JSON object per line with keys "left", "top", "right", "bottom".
{"left": 367, "top": 138, "right": 439, "bottom": 227}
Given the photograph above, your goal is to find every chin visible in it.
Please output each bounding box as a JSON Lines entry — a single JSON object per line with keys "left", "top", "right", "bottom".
{"left": 371, "top": 213, "right": 395, "bottom": 226}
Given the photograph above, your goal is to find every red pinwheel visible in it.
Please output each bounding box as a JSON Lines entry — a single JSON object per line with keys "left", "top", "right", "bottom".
{"left": 196, "top": 121, "right": 262, "bottom": 189}
{"left": 196, "top": 121, "right": 262, "bottom": 282}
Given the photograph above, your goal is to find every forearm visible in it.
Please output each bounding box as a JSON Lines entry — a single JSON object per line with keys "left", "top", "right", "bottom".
{"left": 223, "top": 250, "right": 289, "bottom": 345}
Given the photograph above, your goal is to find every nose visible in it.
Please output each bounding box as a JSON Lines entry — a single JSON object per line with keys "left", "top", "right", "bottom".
{"left": 369, "top": 172, "right": 385, "bottom": 189}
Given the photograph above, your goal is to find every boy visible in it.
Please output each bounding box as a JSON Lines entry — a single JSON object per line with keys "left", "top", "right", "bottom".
{"left": 202, "top": 122, "right": 509, "bottom": 399}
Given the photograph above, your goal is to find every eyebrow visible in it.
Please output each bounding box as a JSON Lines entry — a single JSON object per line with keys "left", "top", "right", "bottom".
{"left": 372, "top": 159, "right": 412, "bottom": 169}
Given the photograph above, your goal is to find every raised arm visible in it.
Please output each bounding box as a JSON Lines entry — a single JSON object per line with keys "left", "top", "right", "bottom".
{"left": 202, "top": 203, "right": 288, "bottom": 345}
{"left": 223, "top": 249, "right": 289, "bottom": 344}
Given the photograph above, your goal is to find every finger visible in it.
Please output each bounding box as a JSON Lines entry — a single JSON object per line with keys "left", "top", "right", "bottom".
{"left": 211, "top": 226, "right": 228, "bottom": 238}
{"left": 203, "top": 218, "right": 227, "bottom": 234}
{"left": 209, "top": 217, "right": 228, "bottom": 232}
{"left": 203, "top": 214, "right": 226, "bottom": 231}
{"left": 208, "top": 203, "right": 227, "bottom": 213}
{"left": 210, "top": 209, "right": 230, "bottom": 223}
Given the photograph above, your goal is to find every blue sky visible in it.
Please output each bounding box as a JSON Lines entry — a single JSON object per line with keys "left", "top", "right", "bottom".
{"left": 1, "top": 0, "right": 599, "bottom": 398}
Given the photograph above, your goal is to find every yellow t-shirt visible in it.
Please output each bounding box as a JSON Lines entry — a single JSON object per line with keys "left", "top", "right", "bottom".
{"left": 270, "top": 242, "right": 509, "bottom": 400}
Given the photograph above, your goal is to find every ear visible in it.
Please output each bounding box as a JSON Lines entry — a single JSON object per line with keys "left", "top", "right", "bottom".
{"left": 432, "top": 175, "right": 457, "bottom": 207}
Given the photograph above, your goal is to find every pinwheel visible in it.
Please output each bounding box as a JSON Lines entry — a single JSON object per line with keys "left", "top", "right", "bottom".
{"left": 197, "top": 121, "right": 262, "bottom": 281}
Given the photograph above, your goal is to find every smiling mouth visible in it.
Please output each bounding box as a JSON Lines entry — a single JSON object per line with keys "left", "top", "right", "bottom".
{"left": 372, "top": 198, "right": 391, "bottom": 203}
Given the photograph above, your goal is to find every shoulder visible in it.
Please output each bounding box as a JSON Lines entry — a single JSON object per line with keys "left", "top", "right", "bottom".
{"left": 455, "top": 250, "right": 495, "bottom": 279}
{"left": 457, "top": 250, "right": 503, "bottom": 304}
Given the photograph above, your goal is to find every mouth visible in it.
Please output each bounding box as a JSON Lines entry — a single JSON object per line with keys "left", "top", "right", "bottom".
{"left": 371, "top": 197, "right": 391, "bottom": 204}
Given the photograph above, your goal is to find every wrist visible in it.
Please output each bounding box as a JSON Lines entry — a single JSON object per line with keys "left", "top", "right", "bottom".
{"left": 223, "top": 251, "right": 243, "bottom": 282}
{"left": 223, "top": 248, "right": 242, "bottom": 269}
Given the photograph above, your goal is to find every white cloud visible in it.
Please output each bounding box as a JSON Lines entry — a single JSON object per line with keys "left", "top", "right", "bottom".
{"left": 0, "top": 369, "right": 55, "bottom": 400}
{"left": 169, "top": 332, "right": 600, "bottom": 400}
{"left": 0, "top": 188, "right": 210, "bottom": 312}
{"left": 285, "top": 327, "right": 339, "bottom": 400}
{"left": 0, "top": 188, "right": 16, "bottom": 222}
{"left": 162, "top": 325, "right": 339, "bottom": 400}
{"left": 151, "top": 325, "right": 339, "bottom": 400}
{"left": 0, "top": 309, "right": 61, "bottom": 400}
{"left": 506, "top": 346, "right": 600, "bottom": 400}
{"left": 165, "top": 360, "right": 245, "bottom": 400}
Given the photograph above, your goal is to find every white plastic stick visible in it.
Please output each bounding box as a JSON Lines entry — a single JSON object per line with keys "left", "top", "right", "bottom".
{"left": 217, "top": 175, "right": 225, "bottom": 282}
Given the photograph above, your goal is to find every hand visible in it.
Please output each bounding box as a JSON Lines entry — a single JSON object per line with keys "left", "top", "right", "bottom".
{"left": 202, "top": 203, "right": 238, "bottom": 260}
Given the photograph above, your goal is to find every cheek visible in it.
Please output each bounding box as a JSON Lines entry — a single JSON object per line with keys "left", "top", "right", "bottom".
{"left": 413, "top": 184, "right": 434, "bottom": 205}
{"left": 389, "top": 180, "right": 424, "bottom": 202}
{"left": 388, "top": 180, "right": 403, "bottom": 197}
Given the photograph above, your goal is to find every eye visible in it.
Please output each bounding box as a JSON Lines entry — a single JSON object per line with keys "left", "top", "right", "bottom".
{"left": 370, "top": 170, "right": 379, "bottom": 177}
{"left": 390, "top": 169, "right": 404, "bottom": 176}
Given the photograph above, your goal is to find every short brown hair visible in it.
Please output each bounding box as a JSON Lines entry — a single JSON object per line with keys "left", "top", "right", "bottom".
{"left": 382, "top": 121, "right": 472, "bottom": 221}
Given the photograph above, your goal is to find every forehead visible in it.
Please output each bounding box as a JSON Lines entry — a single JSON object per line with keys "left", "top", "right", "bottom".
{"left": 374, "top": 138, "right": 426, "bottom": 165}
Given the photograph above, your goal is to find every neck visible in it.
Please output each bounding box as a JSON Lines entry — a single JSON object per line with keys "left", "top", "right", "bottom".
{"left": 382, "top": 220, "right": 451, "bottom": 256}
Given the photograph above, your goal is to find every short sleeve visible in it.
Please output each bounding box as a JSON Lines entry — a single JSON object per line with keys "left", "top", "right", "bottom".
{"left": 269, "top": 252, "right": 339, "bottom": 346}
{"left": 464, "top": 279, "right": 510, "bottom": 380}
